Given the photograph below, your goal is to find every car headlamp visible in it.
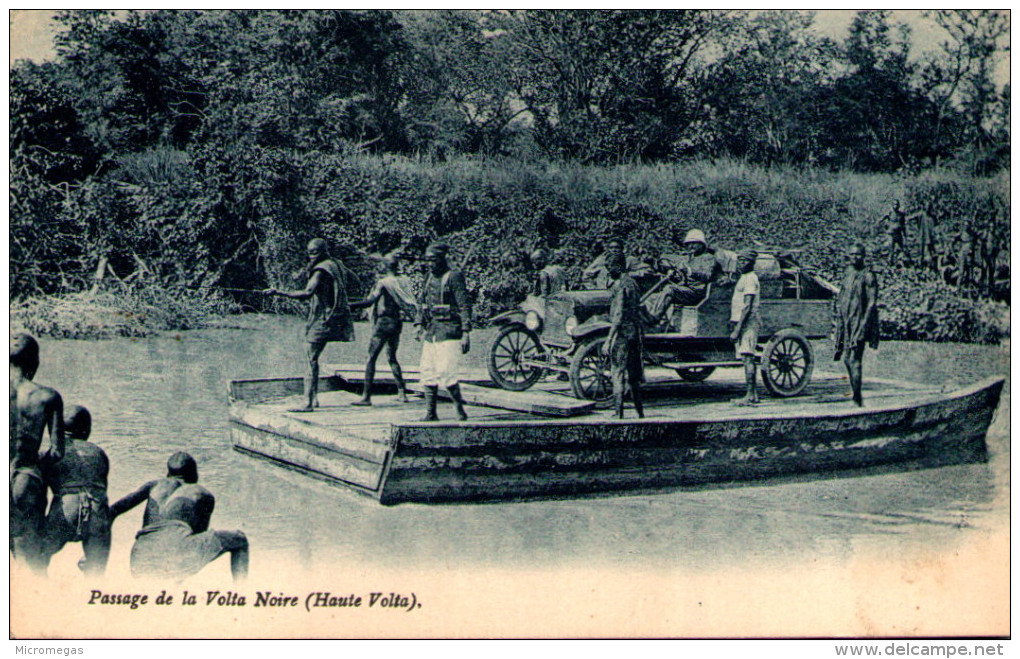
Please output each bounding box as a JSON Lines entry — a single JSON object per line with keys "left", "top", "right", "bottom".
{"left": 525, "top": 310, "right": 542, "bottom": 332}
{"left": 565, "top": 315, "right": 578, "bottom": 336}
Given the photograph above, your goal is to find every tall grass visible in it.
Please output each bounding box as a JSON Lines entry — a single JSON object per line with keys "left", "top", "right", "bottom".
{"left": 11, "top": 284, "right": 240, "bottom": 339}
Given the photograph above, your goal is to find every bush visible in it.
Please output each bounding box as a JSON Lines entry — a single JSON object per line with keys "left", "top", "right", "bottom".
{"left": 11, "top": 284, "right": 240, "bottom": 339}
{"left": 878, "top": 268, "right": 1009, "bottom": 344}
{"left": 12, "top": 148, "right": 1008, "bottom": 343}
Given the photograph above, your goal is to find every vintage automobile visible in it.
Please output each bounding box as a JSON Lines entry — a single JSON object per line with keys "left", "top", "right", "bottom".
{"left": 486, "top": 251, "right": 838, "bottom": 402}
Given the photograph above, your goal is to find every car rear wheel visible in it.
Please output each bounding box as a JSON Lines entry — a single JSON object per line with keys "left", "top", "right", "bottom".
{"left": 487, "top": 324, "right": 546, "bottom": 391}
{"left": 761, "top": 328, "right": 814, "bottom": 397}
{"left": 675, "top": 358, "right": 716, "bottom": 382}
{"left": 569, "top": 337, "right": 614, "bottom": 406}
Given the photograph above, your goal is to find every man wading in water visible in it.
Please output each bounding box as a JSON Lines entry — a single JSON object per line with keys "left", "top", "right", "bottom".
{"left": 39, "top": 405, "right": 112, "bottom": 577}
{"left": 265, "top": 238, "right": 356, "bottom": 412}
{"left": 10, "top": 333, "right": 65, "bottom": 574}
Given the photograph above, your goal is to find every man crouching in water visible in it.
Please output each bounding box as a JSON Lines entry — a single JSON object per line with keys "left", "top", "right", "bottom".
{"left": 10, "top": 333, "right": 65, "bottom": 574}
{"left": 39, "top": 406, "right": 112, "bottom": 576}
{"left": 111, "top": 452, "right": 249, "bottom": 582}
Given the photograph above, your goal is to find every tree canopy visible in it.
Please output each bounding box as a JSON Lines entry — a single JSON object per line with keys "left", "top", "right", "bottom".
{"left": 10, "top": 10, "right": 1010, "bottom": 300}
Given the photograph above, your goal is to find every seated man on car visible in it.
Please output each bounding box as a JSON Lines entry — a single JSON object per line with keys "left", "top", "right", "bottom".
{"left": 641, "top": 229, "right": 729, "bottom": 329}
{"left": 580, "top": 239, "right": 646, "bottom": 290}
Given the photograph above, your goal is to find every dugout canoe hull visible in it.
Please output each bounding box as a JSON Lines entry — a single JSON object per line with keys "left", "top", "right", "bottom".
{"left": 228, "top": 374, "right": 1003, "bottom": 505}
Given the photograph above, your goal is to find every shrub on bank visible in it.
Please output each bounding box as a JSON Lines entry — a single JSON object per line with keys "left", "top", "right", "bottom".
{"left": 879, "top": 270, "right": 1010, "bottom": 344}
{"left": 11, "top": 285, "right": 239, "bottom": 339}
{"left": 14, "top": 152, "right": 1008, "bottom": 343}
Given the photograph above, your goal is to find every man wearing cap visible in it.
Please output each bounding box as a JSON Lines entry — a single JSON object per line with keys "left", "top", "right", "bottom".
{"left": 729, "top": 250, "right": 761, "bottom": 406}
{"left": 833, "top": 243, "right": 879, "bottom": 407}
{"left": 416, "top": 243, "right": 473, "bottom": 421}
{"left": 111, "top": 452, "right": 249, "bottom": 582}
{"left": 10, "top": 333, "right": 65, "bottom": 573}
{"left": 39, "top": 405, "right": 113, "bottom": 576}
{"left": 265, "top": 238, "right": 357, "bottom": 412}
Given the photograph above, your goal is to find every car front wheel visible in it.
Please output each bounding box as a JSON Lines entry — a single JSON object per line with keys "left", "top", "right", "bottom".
{"left": 487, "top": 324, "right": 546, "bottom": 391}
{"left": 569, "top": 337, "right": 614, "bottom": 405}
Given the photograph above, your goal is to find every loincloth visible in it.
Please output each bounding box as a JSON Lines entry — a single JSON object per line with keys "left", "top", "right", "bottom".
{"left": 130, "top": 520, "right": 227, "bottom": 580}
{"left": 46, "top": 487, "right": 111, "bottom": 544}
{"left": 306, "top": 310, "right": 354, "bottom": 344}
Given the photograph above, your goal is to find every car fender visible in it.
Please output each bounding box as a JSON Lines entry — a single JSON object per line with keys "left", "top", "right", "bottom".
{"left": 490, "top": 310, "right": 527, "bottom": 326}
{"left": 570, "top": 319, "right": 612, "bottom": 341}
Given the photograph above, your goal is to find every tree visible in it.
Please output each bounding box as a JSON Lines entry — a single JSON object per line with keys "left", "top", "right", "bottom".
{"left": 399, "top": 10, "right": 527, "bottom": 156}
{"left": 703, "top": 11, "right": 837, "bottom": 165}
{"left": 10, "top": 62, "right": 101, "bottom": 296}
{"left": 922, "top": 10, "right": 1010, "bottom": 172}
{"left": 496, "top": 10, "right": 736, "bottom": 163}
{"left": 819, "top": 10, "right": 922, "bottom": 171}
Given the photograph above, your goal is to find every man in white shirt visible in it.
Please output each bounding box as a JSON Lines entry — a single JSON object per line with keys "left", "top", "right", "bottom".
{"left": 729, "top": 250, "right": 760, "bottom": 406}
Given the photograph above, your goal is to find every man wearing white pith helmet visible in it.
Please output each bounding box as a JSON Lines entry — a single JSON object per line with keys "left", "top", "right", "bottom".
{"left": 668, "top": 228, "right": 725, "bottom": 307}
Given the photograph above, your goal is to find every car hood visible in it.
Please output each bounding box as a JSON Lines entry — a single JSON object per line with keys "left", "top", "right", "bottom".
{"left": 549, "top": 290, "right": 613, "bottom": 306}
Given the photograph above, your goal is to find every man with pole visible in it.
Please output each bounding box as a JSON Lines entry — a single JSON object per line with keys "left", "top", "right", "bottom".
{"left": 265, "top": 238, "right": 356, "bottom": 412}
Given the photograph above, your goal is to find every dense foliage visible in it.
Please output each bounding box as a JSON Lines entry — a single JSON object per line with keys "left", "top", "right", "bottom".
{"left": 10, "top": 10, "right": 1010, "bottom": 342}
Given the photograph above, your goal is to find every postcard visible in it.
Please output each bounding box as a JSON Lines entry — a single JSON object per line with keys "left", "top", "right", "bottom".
{"left": 9, "top": 9, "right": 1009, "bottom": 641}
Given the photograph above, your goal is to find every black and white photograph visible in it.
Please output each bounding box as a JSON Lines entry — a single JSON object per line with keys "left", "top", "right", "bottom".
{"left": 9, "top": 9, "right": 1010, "bottom": 643}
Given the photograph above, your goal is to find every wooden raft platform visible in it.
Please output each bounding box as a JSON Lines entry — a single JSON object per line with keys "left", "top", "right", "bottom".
{"left": 229, "top": 369, "right": 1004, "bottom": 505}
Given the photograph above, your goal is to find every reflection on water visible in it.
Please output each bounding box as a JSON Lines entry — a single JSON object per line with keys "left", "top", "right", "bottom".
{"left": 35, "top": 315, "right": 1009, "bottom": 577}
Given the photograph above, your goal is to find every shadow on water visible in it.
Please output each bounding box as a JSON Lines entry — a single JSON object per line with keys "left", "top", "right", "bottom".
{"left": 35, "top": 315, "right": 1009, "bottom": 575}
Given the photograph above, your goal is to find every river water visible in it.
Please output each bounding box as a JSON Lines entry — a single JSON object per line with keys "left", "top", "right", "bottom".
{"left": 35, "top": 315, "right": 1009, "bottom": 581}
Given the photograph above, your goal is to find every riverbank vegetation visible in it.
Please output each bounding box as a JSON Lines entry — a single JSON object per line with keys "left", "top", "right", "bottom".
{"left": 10, "top": 284, "right": 239, "bottom": 339}
{"left": 11, "top": 10, "right": 1009, "bottom": 341}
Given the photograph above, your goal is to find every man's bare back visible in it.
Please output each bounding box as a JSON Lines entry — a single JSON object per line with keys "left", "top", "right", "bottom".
{"left": 112, "top": 452, "right": 248, "bottom": 582}
{"left": 143, "top": 479, "right": 216, "bottom": 532}
{"left": 10, "top": 333, "right": 64, "bottom": 573}
{"left": 40, "top": 406, "right": 112, "bottom": 576}
{"left": 10, "top": 380, "right": 63, "bottom": 469}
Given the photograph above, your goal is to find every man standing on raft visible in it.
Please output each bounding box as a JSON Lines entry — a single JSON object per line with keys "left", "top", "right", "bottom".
{"left": 416, "top": 243, "right": 473, "bottom": 421}
{"left": 265, "top": 238, "right": 356, "bottom": 412}
{"left": 833, "top": 243, "right": 880, "bottom": 407}
{"left": 349, "top": 252, "right": 417, "bottom": 406}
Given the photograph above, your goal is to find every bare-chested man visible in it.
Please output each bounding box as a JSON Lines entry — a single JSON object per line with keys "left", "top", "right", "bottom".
{"left": 39, "top": 405, "right": 112, "bottom": 576}
{"left": 349, "top": 252, "right": 417, "bottom": 406}
{"left": 111, "top": 452, "right": 248, "bottom": 582}
{"left": 10, "top": 333, "right": 65, "bottom": 573}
